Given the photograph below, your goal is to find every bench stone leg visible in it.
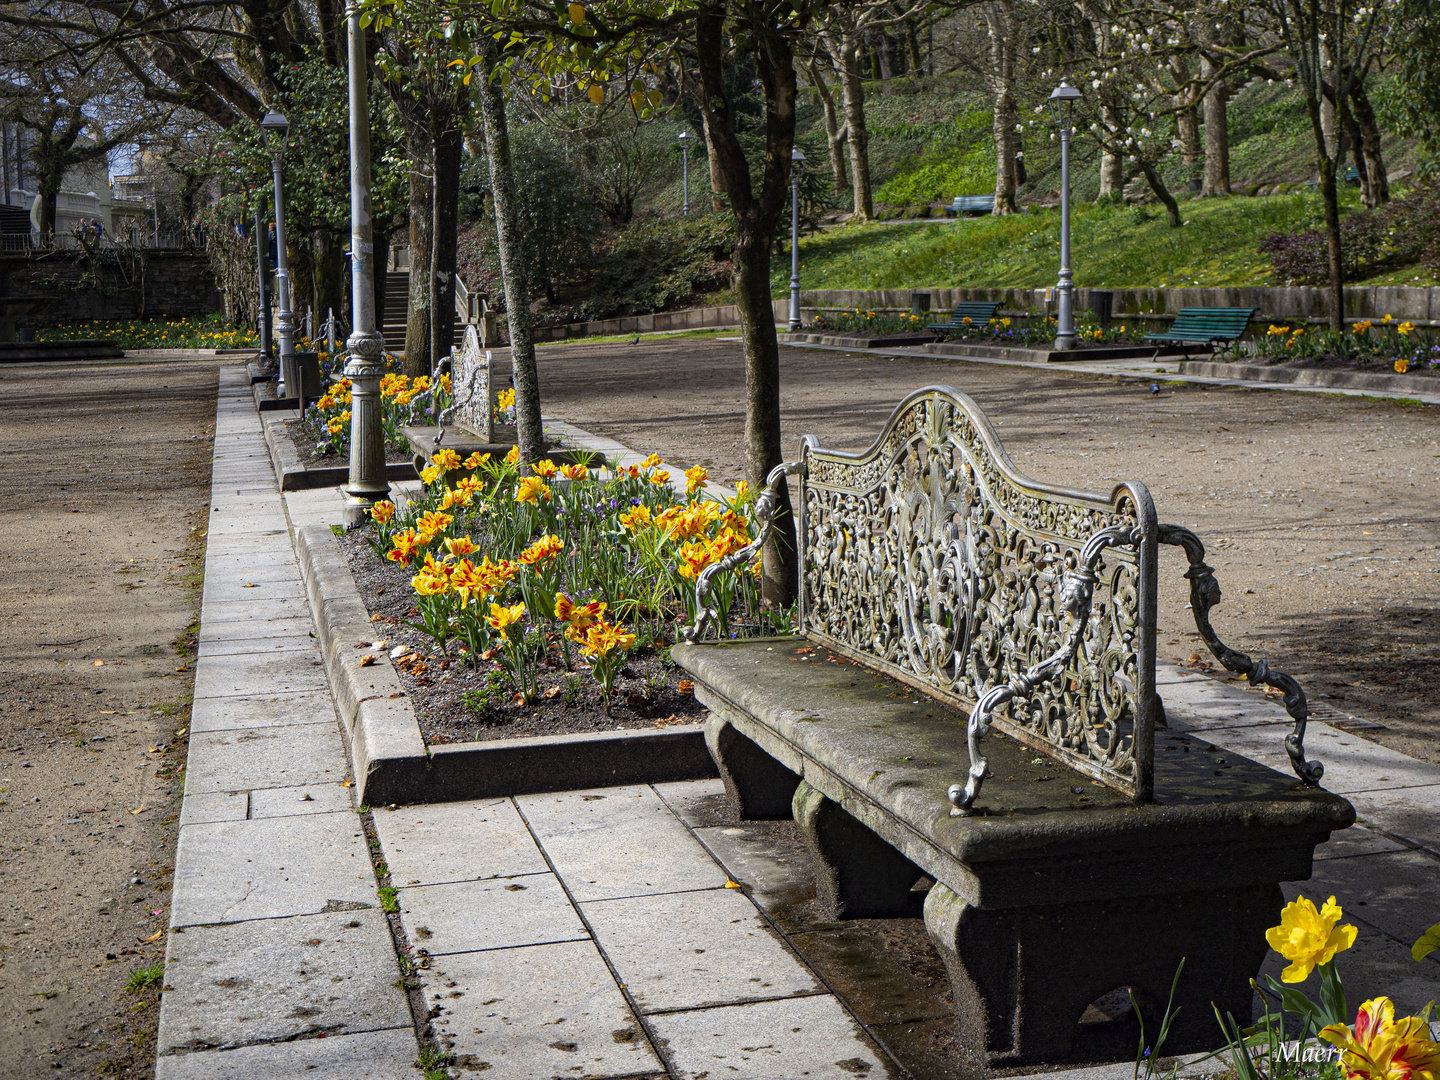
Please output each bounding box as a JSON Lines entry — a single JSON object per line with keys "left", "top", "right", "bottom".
{"left": 923, "top": 880, "right": 1280, "bottom": 1065}
{"left": 704, "top": 715, "right": 799, "bottom": 819}
{"left": 791, "top": 780, "right": 926, "bottom": 919}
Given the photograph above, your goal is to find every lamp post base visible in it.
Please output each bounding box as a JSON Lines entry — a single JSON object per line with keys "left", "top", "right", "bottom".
{"left": 1052, "top": 334, "right": 1077, "bottom": 351}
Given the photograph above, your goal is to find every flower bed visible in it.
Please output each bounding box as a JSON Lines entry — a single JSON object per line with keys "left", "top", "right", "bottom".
{"left": 811, "top": 306, "right": 1148, "bottom": 346}
{"left": 37, "top": 314, "right": 258, "bottom": 350}
{"left": 348, "top": 447, "right": 784, "bottom": 744}
{"left": 1245, "top": 317, "right": 1438, "bottom": 376}
{"left": 299, "top": 363, "right": 478, "bottom": 459}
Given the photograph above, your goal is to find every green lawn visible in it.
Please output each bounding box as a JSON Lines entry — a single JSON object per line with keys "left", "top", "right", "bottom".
{"left": 771, "top": 194, "right": 1343, "bottom": 294}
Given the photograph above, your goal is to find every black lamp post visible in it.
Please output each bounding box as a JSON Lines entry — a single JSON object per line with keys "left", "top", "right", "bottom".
{"left": 678, "top": 131, "right": 691, "bottom": 216}
{"left": 1047, "top": 79, "right": 1083, "bottom": 351}
{"left": 260, "top": 109, "right": 297, "bottom": 393}
{"left": 788, "top": 147, "right": 805, "bottom": 332}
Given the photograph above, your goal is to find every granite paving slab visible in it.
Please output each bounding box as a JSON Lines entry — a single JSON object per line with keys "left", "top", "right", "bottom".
{"left": 1348, "top": 786, "right": 1440, "bottom": 857}
{"left": 397, "top": 874, "right": 587, "bottom": 956}
{"left": 425, "top": 939, "right": 662, "bottom": 1079}
{"left": 370, "top": 798, "right": 548, "bottom": 887}
{"left": 157, "top": 910, "right": 408, "bottom": 1052}
{"left": 646, "top": 993, "right": 894, "bottom": 1080}
{"left": 189, "top": 650, "right": 329, "bottom": 699}
{"left": 580, "top": 886, "right": 823, "bottom": 1014}
{"left": 517, "top": 785, "right": 731, "bottom": 902}
{"left": 183, "top": 723, "right": 347, "bottom": 793}
{"left": 155, "top": 1027, "right": 421, "bottom": 1079}
{"left": 186, "top": 689, "right": 335, "bottom": 733}
{"left": 197, "top": 616, "right": 314, "bottom": 644}
{"left": 170, "top": 811, "right": 374, "bottom": 926}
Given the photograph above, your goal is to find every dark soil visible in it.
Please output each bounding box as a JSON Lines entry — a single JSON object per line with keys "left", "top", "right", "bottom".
{"left": 336, "top": 531, "right": 709, "bottom": 744}
{"left": 285, "top": 416, "right": 413, "bottom": 469}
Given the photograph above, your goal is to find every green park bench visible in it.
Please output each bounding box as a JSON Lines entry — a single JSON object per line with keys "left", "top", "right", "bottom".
{"left": 1144, "top": 306, "right": 1257, "bottom": 358}
{"left": 927, "top": 300, "right": 1003, "bottom": 335}
{"left": 945, "top": 194, "right": 996, "bottom": 216}
{"left": 673, "top": 386, "right": 1352, "bottom": 1067}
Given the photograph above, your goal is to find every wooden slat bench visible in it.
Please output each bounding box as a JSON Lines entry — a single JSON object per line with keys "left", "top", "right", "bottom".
{"left": 945, "top": 194, "right": 996, "bottom": 216}
{"left": 1144, "top": 306, "right": 1257, "bottom": 358}
{"left": 926, "top": 301, "right": 1003, "bottom": 335}
{"left": 673, "top": 387, "right": 1353, "bottom": 1067}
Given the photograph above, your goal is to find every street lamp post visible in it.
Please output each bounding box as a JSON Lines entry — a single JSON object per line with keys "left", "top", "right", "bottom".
{"left": 260, "top": 110, "right": 297, "bottom": 394}
{"left": 1047, "top": 78, "right": 1083, "bottom": 351}
{"left": 788, "top": 147, "right": 805, "bottom": 332}
{"left": 678, "top": 131, "right": 691, "bottom": 216}
{"left": 253, "top": 201, "right": 272, "bottom": 359}
{"left": 341, "top": 1, "right": 389, "bottom": 528}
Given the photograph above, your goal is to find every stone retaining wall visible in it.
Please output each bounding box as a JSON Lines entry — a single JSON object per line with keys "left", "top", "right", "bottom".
{"left": 0, "top": 249, "right": 220, "bottom": 323}
{"left": 796, "top": 286, "right": 1440, "bottom": 325}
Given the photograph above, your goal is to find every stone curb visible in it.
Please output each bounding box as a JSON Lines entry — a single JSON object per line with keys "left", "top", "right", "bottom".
{"left": 263, "top": 415, "right": 417, "bottom": 492}
{"left": 1179, "top": 359, "right": 1440, "bottom": 395}
{"left": 294, "top": 523, "right": 716, "bottom": 807}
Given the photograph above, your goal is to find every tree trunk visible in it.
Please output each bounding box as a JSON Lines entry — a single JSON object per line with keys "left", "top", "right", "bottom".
{"left": 806, "top": 59, "right": 849, "bottom": 195}
{"left": 984, "top": 2, "right": 1018, "bottom": 214}
{"left": 313, "top": 230, "right": 345, "bottom": 341}
{"left": 1177, "top": 105, "right": 1201, "bottom": 170}
{"left": 1350, "top": 77, "right": 1389, "bottom": 205}
{"left": 429, "top": 119, "right": 463, "bottom": 371}
{"left": 1303, "top": 92, "right": 1345, "bottom": 328}
{"left": 1137, "top": 157, "right": 1183, "bottom": 227}
{"left": 403, "top": 128, "right": 433, "bottom": 377}
{"left": 477, "top": 42, "right": 544, "bottom": 464}
{"left": 700, "top": 112, "right": 727, "bottom": 212}
{"left": 1342, "top": 98, "right": 1373, "bottom": 208}
{"left": 1200, "top": 55, "right": 1231, "bottom": 196}
{"left": 876, "top": 31, "right": 893, "bottom": 94}
{"left": 694, "top": 5, "right": 798, "bottom": 606}
{"left": 826, "top": 30, "right": 873, "bottom": 220}
{"left": 1097, "top": 103, "right": 1124, "bottom": 198}
{"left": 371, "top": 230, "right": 389, "bottom": 341}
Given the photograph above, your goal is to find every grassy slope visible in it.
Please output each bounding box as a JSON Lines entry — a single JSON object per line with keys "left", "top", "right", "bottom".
{"left": 772, "top": 193, "right": 1336, "bottom": 292}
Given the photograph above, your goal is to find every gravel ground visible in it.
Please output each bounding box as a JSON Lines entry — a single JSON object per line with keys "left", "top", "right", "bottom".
{"left": 0, "top": 358, "right": 215, "bottom": 1079}
{"left": 497, "top": 333, "right": 1440, "bottom": 767}
{"left": 337, "top": 531, "right": 708, "bottom": 743}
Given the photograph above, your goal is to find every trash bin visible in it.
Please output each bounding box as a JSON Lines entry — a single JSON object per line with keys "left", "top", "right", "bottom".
{"left": 1090, "top": 290, "right": 1115, "bottom": 330}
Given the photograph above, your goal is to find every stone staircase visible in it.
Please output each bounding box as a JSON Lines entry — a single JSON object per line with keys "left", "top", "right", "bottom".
{"left": 380, "top": 271, "right": 467, "bottom": 355}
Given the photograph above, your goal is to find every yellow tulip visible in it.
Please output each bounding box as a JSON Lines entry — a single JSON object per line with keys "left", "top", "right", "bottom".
{"left": 1319, "top": 997, "right": 1440, "bottom": 1080}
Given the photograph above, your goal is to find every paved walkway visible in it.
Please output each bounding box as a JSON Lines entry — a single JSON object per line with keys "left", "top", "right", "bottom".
{"left": 156, "top": 368, "right": 419, "bottom": 1077}
{"left": 158, "top": 364, "right": 1440, "bottom": 1080}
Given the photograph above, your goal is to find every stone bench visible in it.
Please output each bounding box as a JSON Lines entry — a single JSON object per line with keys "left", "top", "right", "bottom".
{"left": 671, "top": 386, "right": 1354, "bottom": 1068}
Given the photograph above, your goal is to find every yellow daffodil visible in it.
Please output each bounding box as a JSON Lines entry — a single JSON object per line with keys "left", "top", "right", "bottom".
{"left": 1320, "top": 997, "right": 1440, "bottom": 1080}
{"left": 640, "top": 453, "right": 662, "bottom": 470}
{"left": 676, "top": 539, "right": 715, "bottom": 580}
{"left": 1353, "top": 320, "right": 1373, "bottom": 334}
{"left": 497, "top": 387, "right": 515, "bottom": 410}
{"left": 505, "top": 446, "right": 520, "bottom": 465}
{"left": 487, "top": 601, "right": 525, "bottom": 633}
{"left": 618, "top": 504, "right": 652, "bottom": 532}
{"left": 421, "top": 465, "right": 441, "bottom": 485}
{"left": 1266, "top": 894, "right": 1358, "bottom": 983}
{"left": 649, "top": 469, "right": 671, "bottom": 486}
{"left": 456, "top": 475, "right": 484, "bottom": 496}
{"left": 514, "top": 475, "right": 551, "bottom": 504}
{"left": 1398, "top": 322, "right": 1415, "bottom": 336}
{"left": 684, "top": 465, "right": 708, "bottom": 494}
{"left": 580, "top": 619, "right": 636, "bottom": 658}
{"left": 431, "top": 448, "right": 462, "bottom": 471}
{"left": 1395, "top": 359, "right": 1410, "bottom": 374}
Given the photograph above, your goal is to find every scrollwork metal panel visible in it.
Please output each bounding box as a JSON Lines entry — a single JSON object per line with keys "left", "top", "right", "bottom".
{"left": 799, "top": 387, "right": 1157, "bottom": 799}
{"left": 448, "top": 325, "right": 493, "bottom": 443}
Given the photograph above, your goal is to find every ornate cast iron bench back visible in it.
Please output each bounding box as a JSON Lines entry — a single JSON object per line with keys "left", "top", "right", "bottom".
{"left": 685, "top": 386, "right": 1323, "bottom": 815}
{"left": 434, "top": 325, "right": 493, "bottom": 446}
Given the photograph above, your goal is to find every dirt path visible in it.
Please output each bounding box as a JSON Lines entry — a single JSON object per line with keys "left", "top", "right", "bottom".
{"left": 0, "top": 359, "right": 218, "bottom": 1079}
{"left": 514, "top": 336, "right": 1440, "bottom": 767}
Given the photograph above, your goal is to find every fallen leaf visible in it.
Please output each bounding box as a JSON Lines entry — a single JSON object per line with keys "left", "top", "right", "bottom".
{"left": 1188, "top": 653, "right": 1201, "bottom": 664}
{"left": 139, "top": 930, "right": 163, "bottom": 943}
{"left": 370, "top": 613, "right": 384, "bottom": 622}
{"left": 354, "top": 641, "right": 370, "bottom": 649}
{"left": 93, "top": 659, "right": 104, "bottom": 666}
{"left": 677, "top": 680, "right": 694, "bottom": 695}
{"left": 358, "top": 655, "right": 376, "bottom": 667}
{"left": 342, "top": 779, "right": 354, "bottom": 787}
{"left": 480, "top": 649, "right": 498, "bottom": 661}
{"left": 130, "top": 807, "right": 146, "bottom": 815}
{"left": 724, "top": 880, "right": 742, "bottom": 889}
{"left": 98, "top": 710, "right": 116, "bottom": 715}
{"left": 512, "top": 692, "right": 525, "bottom": 704}
{"left": 175, "top": 665, "right": 188, "bottom": 672}
{"left": 1363, "top": 531, "right": 1374, "bottom": 535}
{"left": 174, "top": 728, "right": 187, "bottom": 738}
{"left": 151, "top": 909, "right": 163, "bottom": 917}
{"left": 242, "top": 583, "right": 256, "bottom": 588}
{"left": 542, "top": 685, "right": 562, "bottom": 699}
